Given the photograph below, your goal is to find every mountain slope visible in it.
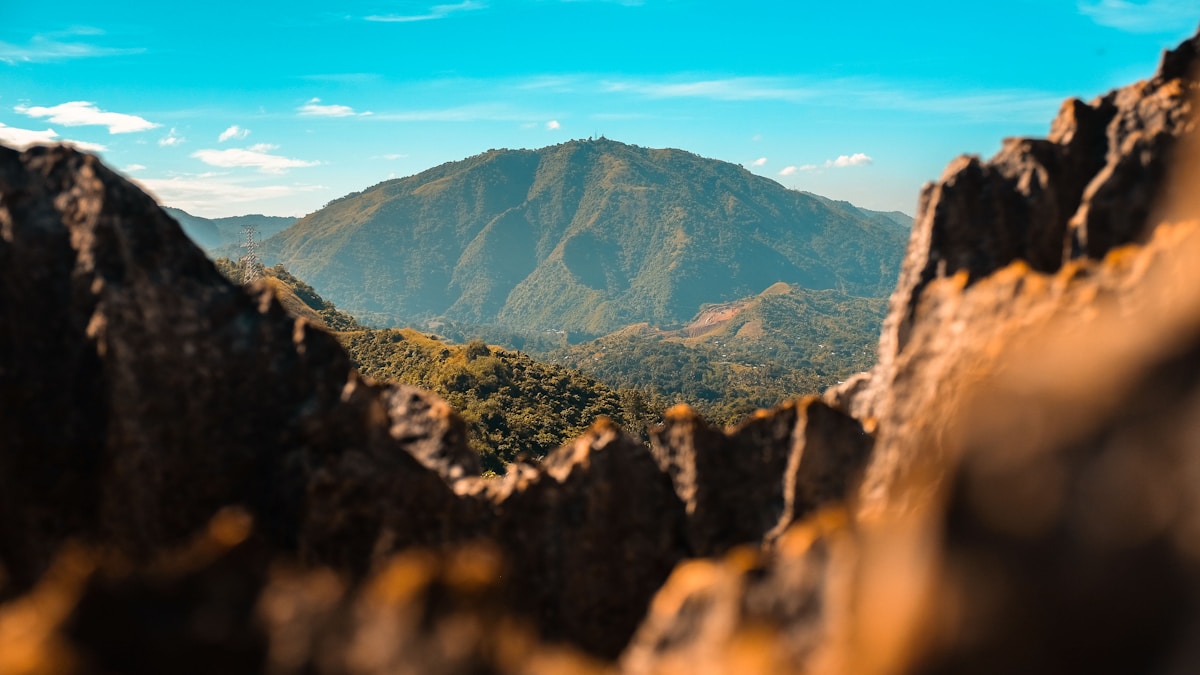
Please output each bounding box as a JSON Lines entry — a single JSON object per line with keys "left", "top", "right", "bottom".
{"left": 165, "top": 207, "right": 296, "bottom": 250}
{"left": 211, "top": 258, "right": 660, "bottom": 467}
{"left": 264, "top": 139, "right": 908, "bottom": 336}
{"left": 548, "top": 282, "right": 885, "bottom": 423}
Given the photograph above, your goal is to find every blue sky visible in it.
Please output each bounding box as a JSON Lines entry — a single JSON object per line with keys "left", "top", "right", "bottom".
{"left": 2, "top": 1, "right": 1197, "bottom": 217}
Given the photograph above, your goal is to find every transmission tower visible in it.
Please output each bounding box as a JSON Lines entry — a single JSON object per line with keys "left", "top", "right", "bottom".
{"left": 240, "top": 225, "right": 264, "bottom": 284}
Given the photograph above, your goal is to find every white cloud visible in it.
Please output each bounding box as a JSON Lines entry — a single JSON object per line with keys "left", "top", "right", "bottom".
{"left": 829, "top": 153, "right": 873, "bottom": 167}
{"left": 218, "top": 125, "right": 249, "bottom": 142}
{"left": 1078, "top": 0, "right": 1198, "bottom": 33}
{"left": 192, "top": 143, "right": 320, "bottom": 174}
{"left": 0, "top": 123, "right": 59, "bottom": 147}
{"left": 604, "top": 77, "right": 816, "bottom": 102}
{"left": 792, "top": 153, "right": 874, "bottom": 173}
{"left": 297, "top": 97, "right": 372, "bottom": 117}
{"left": 779, "top": 166, "right": 797, "bottom": 176}
{"left": 133, "top": 175, "right": 322, "bottom": 217}
{"left": 0, "top": 122, "right": 107, "bottom": 152}
{"left": 124, "top": 163, "right": 147, "bottom": 172}
{"left": 546, "top": 120, "right": 561, "bottom": 130}
{"left": 371, "top": 103, "right": 532, "bottom": 122}
{"left": 159, "top": 128, "right": 184, "bottom": 147}
{"left": 15, "top": 101, "right": 158, "bottom": 134}
{"left": 365, "top": 1, "right": 486, "bottom": 22}
{"left": 62, "top": 139, "right": 107, "bottom": 153}
{"left": 751, "top": 157, "right": 767, "bottom": 167}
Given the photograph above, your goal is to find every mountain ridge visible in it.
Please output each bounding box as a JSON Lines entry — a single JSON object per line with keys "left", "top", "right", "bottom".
{"left": 263, "top": 138, "right": 908, "bottom": 337}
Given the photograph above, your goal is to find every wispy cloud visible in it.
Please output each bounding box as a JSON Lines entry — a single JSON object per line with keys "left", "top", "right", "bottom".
{"left": 124, "top": 163, "right": 147, "bottom": 172}
{"left": 0, "top": 122, "right": 107, "bottom": 152}
{"left": 16, "top": 101, "right": 158, "bottom": 134}
{"left": 751, "top": 157, "right": 767, "bottom": 167}
{"left": 159, "top": 128, "right": 185, "bottom": 147}
{"left": 594, "top": 75, "right": 1064, "bottom": 123}
{"left": 366, "top": 1, "right": 486, "bottom": 22}
{"left": 218, "top": 125, "right": 250, "bottom": 142}
{"left": 192, "top": 143, "right": 320, "bottom": 174}
{"left": 134, "top": 175, "right": 322, "bottom": 217}
{"left": 779, "top": 166, "right": 797, "bottom": 176}
{"left": 560, "top": 0, "right": 646, "bottom": 5}
{"left": 374, "top": 153, "right": 409, "bottom": 160}
{"left": 546, "top": 120, "right": 561, "bottom": 130}
{"left": 370, "top": 103, "right": 535, "bottom": 122}
{"left": 299, "top": 73, "right": 381, "bottom": 84}
{"left": 298, "top": 98, "right": 372, "bottom": 117}
{"left": 603, "top": 77, "right": 818, "bottom": 102}
{"left": 0, "top": 29, "right": 143, "bottom": 64}
{"left": 1078, "top": 0, "right": 1198, "bottom": 33}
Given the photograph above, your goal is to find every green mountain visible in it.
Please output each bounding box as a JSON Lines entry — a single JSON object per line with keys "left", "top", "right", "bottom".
{"left": 547, "top": 282, "right": 885, "bottom": 424}
{"left": 166, "top": 207, "right": 296, "bottom": 250}
{"left": 263, "top": 138, "right": 908, "bottom": 338}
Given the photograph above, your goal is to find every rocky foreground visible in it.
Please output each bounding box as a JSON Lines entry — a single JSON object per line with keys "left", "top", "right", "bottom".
{"left": 2, "top": 30, "right": 1200, "bottom": 675}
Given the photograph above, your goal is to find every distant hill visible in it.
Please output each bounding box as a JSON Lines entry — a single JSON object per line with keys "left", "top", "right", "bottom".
{"left": 165, "top": 207, "right": 296, "bottom": 250}
{"left": 547, "top": 282, "right": 885, "bottom": 424}
{"left": 263, "top": 138, "right": 908, "bottom": 337}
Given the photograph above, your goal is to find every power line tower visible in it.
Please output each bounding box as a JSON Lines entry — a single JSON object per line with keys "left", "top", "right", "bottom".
{"left": 240, "top": 224, "right": 264, "bottom": 284}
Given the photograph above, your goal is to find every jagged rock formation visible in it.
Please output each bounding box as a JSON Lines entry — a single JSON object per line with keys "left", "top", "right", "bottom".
{"left": 0, "top": 144, "right": 683, "bottom": 658}
{"left": 649, "top": 398, "right": 871, "bottom": 556}
{"left": 842, "top": 30, "right": 1200, "bottom": 517}
{"left": 3, "top": 25, "right": 1200, "bottom": 675}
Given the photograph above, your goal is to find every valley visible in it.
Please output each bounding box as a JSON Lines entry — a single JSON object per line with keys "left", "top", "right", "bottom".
{"left": 253, "top": 138, "right": 907, "bottom": 338}
{"left": 187, "top": 139, "right": 907, "bottom": 447}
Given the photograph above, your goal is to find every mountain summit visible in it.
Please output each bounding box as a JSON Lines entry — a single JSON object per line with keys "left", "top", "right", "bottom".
{"left": 266, "top": 138, "right": 908, "bottom": 336}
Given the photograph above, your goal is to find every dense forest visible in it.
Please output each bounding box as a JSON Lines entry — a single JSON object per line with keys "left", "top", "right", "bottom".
{"left": 213, "top": 259, "right": 884, "bottom": 462}
{"left": 214, "top": 259, "right": 663, "bottom": 471}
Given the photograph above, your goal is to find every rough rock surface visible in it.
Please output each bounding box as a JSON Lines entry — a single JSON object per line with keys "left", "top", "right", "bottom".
{"left": 0, "top": 144, "right": 476, "bottom": 589}
{"left": 840, "top": 29, "right": 1200, "bottom": 515}
{"left": 621, "top": 510, "right": 853, "bottom": 675}
{"left": 649, "top": 399, "right": 872, "bottom": 556}
{"left": 487, "top": 419, "right": 689, "bottom": 658}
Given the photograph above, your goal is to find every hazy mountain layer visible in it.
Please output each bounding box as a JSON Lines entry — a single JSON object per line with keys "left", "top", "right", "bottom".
{"left": 165, "top": 206, "right": 296, "bottom": 250}
{"left": 264, "top": 139, "right": 908, "bottom": 337}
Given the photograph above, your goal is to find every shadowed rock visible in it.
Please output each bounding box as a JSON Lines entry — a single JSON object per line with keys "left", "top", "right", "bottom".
{"left": 650, "top": 400, "right": 872, "bottom": 557}
{"left": 487, "top": 418, "right": 689, "bottom": 659}
{"left": 0, "top": 144, "right": 471, "bottom": 588}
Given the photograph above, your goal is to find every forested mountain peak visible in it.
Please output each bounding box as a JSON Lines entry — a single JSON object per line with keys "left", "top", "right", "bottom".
{"left": 265, "top": 138, "right": 907, "bottom": 338}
